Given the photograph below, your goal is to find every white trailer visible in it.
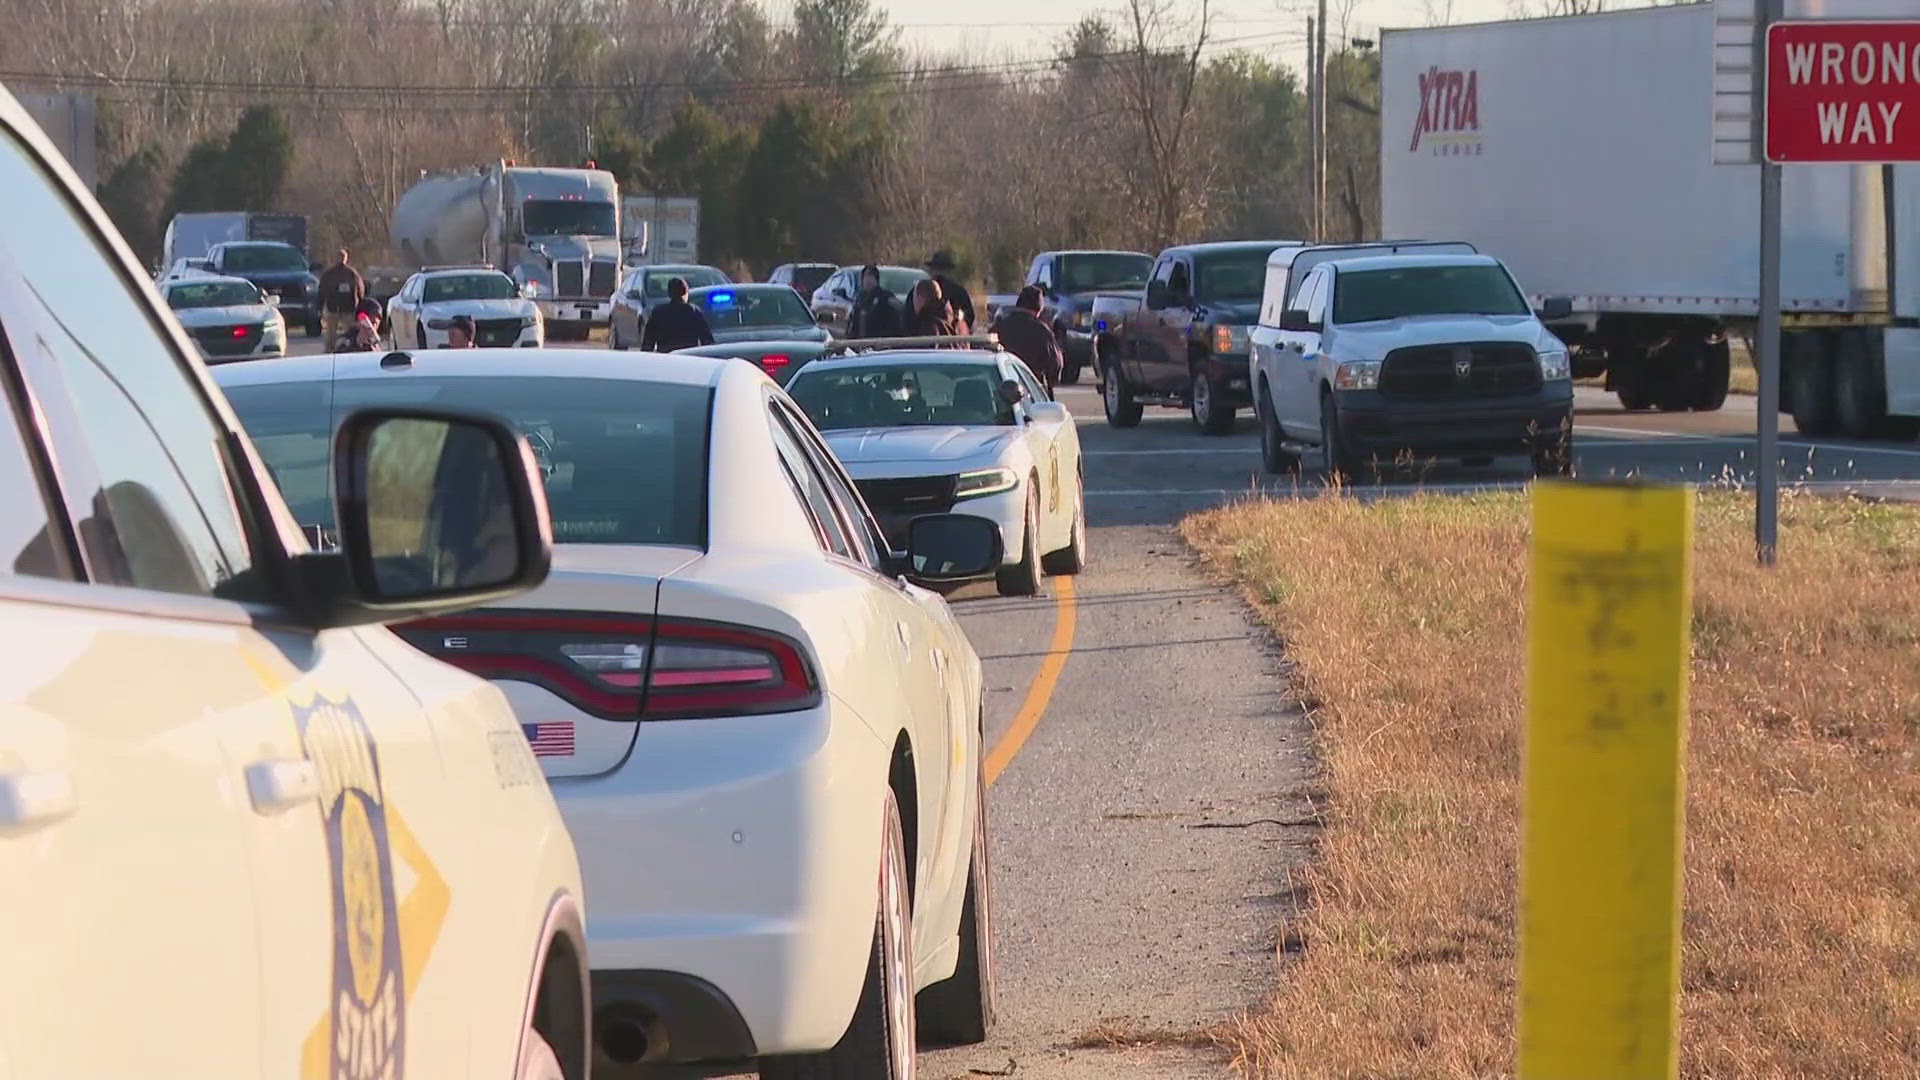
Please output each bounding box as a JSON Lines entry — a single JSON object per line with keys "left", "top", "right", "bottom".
{"left": 1380, "top": 3, "right": 1920, "bottom": 437}
{"left": 620, "top": 194, "right": 700, "bottom": 266}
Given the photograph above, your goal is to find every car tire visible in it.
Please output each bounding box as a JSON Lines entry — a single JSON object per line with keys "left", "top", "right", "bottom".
{"left": 1786, "top": 330, "right": 1838, "bottom": 437}
{"left": 1612, "top": 343, "right": 1655, "bottom": 412}
{"left": 1319, "top": 392, "right": 1364, "bottom": 480}
{"left": 1041, "top": 470, "right": 1087, "bottom": 576}
{"left": 996, "top": 488, "right": 1043, "bottom": 597}
{"left": 516, "top": 1028, "right": 566, "bottom": 1080}
{"left": 1101, "top": 355, "right": 1143, "bottom": 428}
{"left": 917, "top": 754, "right": 997, "bottom": 1045}
{"left": 759, "top": 791, "right": 916, "bottom": 1080}
{"left": 1190, "top": 367, "right": 1235, "bottom": 435}
{"left": 1257, "top": 384, "right": 1300, "bottom": 475}
{"left": 1060, "top": 360, "right": 1082, "bottom": 386}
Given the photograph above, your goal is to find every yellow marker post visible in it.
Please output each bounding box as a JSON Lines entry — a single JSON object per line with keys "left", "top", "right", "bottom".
{"left": 1519, "top": 482, "right": 1692, "bottom": 1080}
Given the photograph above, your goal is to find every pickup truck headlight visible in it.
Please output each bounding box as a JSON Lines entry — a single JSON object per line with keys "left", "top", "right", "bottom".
{"left": 1212, "top": 325, "right": 1251, "bottom": 354}
{"left": 1334, "top": 360, "right": 1382, "bottom": 391}
{"left": 1537, "top": 349, "right": 1571, "bottom": 381}
{"left": 954, "top": 467, "right": 1019, "bottom": 500}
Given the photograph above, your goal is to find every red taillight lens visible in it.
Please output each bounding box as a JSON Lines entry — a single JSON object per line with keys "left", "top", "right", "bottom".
{"left": 759, "top": 353, "right": 791, "bottom": 372}
{"left": 231, "top": 326, "right": 248, "bottom": 338}
{"left": 395, "top": 611, "right": 819, "bottom": 721}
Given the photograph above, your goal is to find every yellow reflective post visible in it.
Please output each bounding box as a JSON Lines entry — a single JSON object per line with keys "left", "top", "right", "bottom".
{"left": 1519, "top": 482, "right": 1692, "bottom": 1080}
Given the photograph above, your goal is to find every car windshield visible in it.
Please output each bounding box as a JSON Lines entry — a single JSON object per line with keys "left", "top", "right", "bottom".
{"left": 221, "top": 376, "right": 711, "bottom": 547}
{"left": 220, "top": 244, "right": 305, "bottom": 272}
{"left": 694, "top": 288, "right": 811, "bottom": 329}
{"left": 1192, "top": 251, "right": 1272, "bottom": 302}
{"left": 166, "top": 281, "right": 261, "bottom": 309}
{"left": 644, "top": 267, "right": 729, "bottom": 298}
{"left": 1058, "top": 253, "right": 1152, "bottom": 292}
{"left": 789, "top": 362, "right": 1013, "bottom": 430}
{"left": 522, "top": 199, "right": 616, "bottom": 237}
{"left": 790, "top": 266, "right": 836, "bottom": 295}
{"left": 422, "top": 274, "right": 518, "bottom": 303}
{"left": 1333, "top": 265, "right": 1529, "bottom": 324}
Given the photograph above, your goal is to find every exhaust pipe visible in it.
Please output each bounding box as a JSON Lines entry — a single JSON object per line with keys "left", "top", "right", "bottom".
{"left": 596, "top": 1011, "right": 655, "bottom": 1066}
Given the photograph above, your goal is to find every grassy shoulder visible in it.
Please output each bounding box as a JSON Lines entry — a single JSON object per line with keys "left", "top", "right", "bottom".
{"left": 1184, "top": 490, "right": 1920, "bottom": 1078}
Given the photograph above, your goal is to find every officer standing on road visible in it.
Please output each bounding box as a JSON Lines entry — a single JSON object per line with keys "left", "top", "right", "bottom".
{"left": 993, "top": 286, "right": 1065, "bottom": 394}
{"left": 849, "top": 264, "right": 903, "bottom": 339}
{"left": 924, "top": 250, "right": 975, "bottom": 334}
{"left": 316, "top": 248, "right": 365, "bottom": 351}
{"left": 641, "top": 277, "right": 716, "bottom": 352}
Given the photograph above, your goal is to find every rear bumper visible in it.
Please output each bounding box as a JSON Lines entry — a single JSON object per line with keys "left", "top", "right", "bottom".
{"left": 1335, "top": 385, "right": 1574, "bottom": 456}
{"left": 541, "top": 298, "right": 613, "bottom": 325}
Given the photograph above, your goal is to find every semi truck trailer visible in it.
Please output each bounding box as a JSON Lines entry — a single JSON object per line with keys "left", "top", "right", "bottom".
{"left": 1380, "top": 3, "right": 1920, "bottom": 438}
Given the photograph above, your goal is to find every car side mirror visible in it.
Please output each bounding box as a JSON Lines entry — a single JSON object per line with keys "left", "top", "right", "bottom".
{"left": 1539, "top": 296, "right": 1574, "bottom": 321}
{"left": 1145, "top": 280, "right": 1168, "bottom": 309}
{"left": 1028, "top": 400, "right": 1069, "bottom": 423}
{"left": 901, "top": 514, "right": 1004, "bottom": 582}
{"left": 298, "top": 408, "right": 552, "bottom": 628}
{"left": 1278, "top": 309, "right": 1319, "bottom": 333}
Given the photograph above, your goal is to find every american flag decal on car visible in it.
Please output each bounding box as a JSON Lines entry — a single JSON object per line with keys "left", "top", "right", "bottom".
{"left": 522, "top": 722, "right": 576, "bottom": 757}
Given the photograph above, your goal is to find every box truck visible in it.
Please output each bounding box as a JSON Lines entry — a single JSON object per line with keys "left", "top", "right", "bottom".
{"left": 1380, "top": 4, "right": 1920, "bottom": 438}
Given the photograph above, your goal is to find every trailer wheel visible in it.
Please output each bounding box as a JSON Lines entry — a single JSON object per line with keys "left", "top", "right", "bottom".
{"left": 1831, "top": 330, "right": 1887, "bottom": 440}
{"left": 1786, "top": 330, "right": 1838, "bottom": 437}
{"left": 1611, "top": 344, "right": 1655, "bottom": 412}
{"left": 1653, "top": 338, "right": 1701, "bottom": 412}
{"left": 1691, "top": 339, "right": 1731, "bottom": 411}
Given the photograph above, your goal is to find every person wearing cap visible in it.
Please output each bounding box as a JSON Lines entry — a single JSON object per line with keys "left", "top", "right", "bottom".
{"left": 923, "top": 250, "right": 976, "bottom": 334}
{"left": 848, "top": 264, "right": 903, "bottom": 339}
{"left": 641, "top": 276, "right": 716, "bottom": 352}
{"left": 992, "top": 285, "right": 1065, "bottom": 394}
{"left": 446, "top": 314, "right": 477, "bottom": 348}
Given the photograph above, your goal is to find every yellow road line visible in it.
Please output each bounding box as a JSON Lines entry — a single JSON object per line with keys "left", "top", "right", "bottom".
{"left": 984, "top": 577, "right": 1076, "bottom": 787}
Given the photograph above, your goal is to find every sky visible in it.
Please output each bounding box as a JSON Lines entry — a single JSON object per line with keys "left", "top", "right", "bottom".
{"left": 780, "top": 0, "right": 1530, "bottom": 77}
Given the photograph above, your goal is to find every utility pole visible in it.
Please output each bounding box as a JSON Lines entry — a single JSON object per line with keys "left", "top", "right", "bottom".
{"left": 1315, "top": 0, "right": 1329, "bottom": 239}
{"left": 1306, "top": 15, "right": 1318, "bottom": 239}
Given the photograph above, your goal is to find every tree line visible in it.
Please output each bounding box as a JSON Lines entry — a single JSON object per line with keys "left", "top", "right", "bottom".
{"left": 11, "top": 0, "right": 1382, "bottom": 286}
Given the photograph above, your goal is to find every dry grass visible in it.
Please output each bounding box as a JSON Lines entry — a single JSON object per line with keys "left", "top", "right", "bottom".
{"left": 1183, "top": 490, "right": 1920, "bottom": 1079}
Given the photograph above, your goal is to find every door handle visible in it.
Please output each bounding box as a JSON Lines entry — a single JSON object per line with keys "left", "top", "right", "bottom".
{"left": 245, "top": 758, "right": 320, "bottom": 815}
{"left": 0, "top": 770, "right": 76, "bottom": 832}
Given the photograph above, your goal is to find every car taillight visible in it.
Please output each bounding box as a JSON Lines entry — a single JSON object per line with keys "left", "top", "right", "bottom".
{"left": 231, "top": 326, "right": 248, "bottom": 338}
{"left": 395, "top": 611, "right": 819, "bottom": 721}
{"left": 759, "top": 353, "right": 791, "bottom": 373}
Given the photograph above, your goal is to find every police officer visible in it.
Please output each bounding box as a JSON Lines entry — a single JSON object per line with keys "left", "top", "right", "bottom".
{"left": 992, "top": 286, "right": 1065, "bottom": 394}
{"left": 641, "top": 277, "right": 716, "bottom": 352}
{"left": 923, "top": 250, "right": 976, "bottom": 334}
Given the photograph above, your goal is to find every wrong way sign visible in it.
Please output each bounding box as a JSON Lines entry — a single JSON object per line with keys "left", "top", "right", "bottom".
{"left": 1766, "top": 20, "right": 1920, "bottom": 162}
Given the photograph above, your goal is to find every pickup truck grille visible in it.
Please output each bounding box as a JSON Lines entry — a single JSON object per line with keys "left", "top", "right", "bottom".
{"left": 474, "top": 318, "right": 524, "bottom": 347}
{"left": 588, "top": 260, "right": 617, "bottom": 298}
{"left": 554, "top": 261, "right": 585, "bottom": 298}
{"left": 1379, "top": 343, "right": 1541, "bottom": 400}
{"left": 856, "top": 475, "right": 959, "bottom": 547}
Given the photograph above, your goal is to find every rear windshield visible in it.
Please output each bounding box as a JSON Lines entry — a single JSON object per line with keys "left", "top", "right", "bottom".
{"left": 644, "top": 267, "right": 729, "bottom": 297}
{"left": 1192, "top": 251, "right": 1271, "bottom": 302}
{"left": 1333, "top": 265, "right": 1528, "bottom": 324}
{"left": 694, "top": 288, "right": 810, "bottom": 328}
{"left": 1057, "top": 253, "right": 1151, "bottom": 292}
{"left": 222, "top": 376, "right": 711, "bottom": 548}
{"left": 791, "top": 265, "right": 835, "bottom": 295}
{"left": 423, "top": 274, "right": 518, "bottom": 303}
{"left": 221, "top": 244, "right": 305, "bottom": 272}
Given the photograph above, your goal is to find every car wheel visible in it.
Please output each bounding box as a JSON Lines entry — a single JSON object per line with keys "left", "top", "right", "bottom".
{"left": 516, "top": 1028, "right": 566, "bottom": 1080}
{"left": 1787, "top": 330, "right": 1838, "bottom": 437}
{"left": 760, "top": 790, "right": 916, "bottom": 1080}
{"left": 1319, "top": 392, "right": 1363, "bottom": 480}
{"left": 1612, "top": 343, "right": 1655, "bottom": 412}
{"left": 918, "top": 750, "right": 997, "bottom": 1045}
{"left": 1101, "top": 355, "right": 1143, "bottom": 428}
{"left": 995, "top": 488, "right": 1043, "bottom": 597}
{"left": 1692, "top": 339, "right": 1732, "bottom": 412}
{"left": 1257, "top": 384, "right": 1300, "bottom": 475}
{"left": 1831, "top": 331, "right": 1884, "bottom": 439}
{"left": 1060, "top": 360, "right": 1081, "bottom": 386}
{"left": 1041, "top": 467, "right": 1087, "bottom": 576}
{"left": 1190, "top": 367, "right": 1235, "bottom": 435}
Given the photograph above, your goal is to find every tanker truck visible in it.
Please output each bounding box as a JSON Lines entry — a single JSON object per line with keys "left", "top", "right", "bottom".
{"left": 383, "top": 160, "right": 621, "bottom": 339}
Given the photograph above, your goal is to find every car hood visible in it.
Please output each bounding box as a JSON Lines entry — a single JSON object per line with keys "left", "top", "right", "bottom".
{"left": 421, "top": 298, "right": 537, "bottom": 320}
{"left": 1331, "top": 314, "right": 1552, "bottom": 356}
{"left": 171, "top": 304, "right": 277, "bottom": 327}
{"left": 822, "top": 425, "right": 1018, "bottom": 467}
{"left": 712, "top": 324, "right": 830, "bottom": 344}
{"left": 528, "top": 235, "right": 622, "bottom": 263}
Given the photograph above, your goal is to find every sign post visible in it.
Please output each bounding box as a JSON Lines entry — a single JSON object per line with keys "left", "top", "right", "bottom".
{"left": 1757, "top": 0, "right": 1783, "bottom": 566}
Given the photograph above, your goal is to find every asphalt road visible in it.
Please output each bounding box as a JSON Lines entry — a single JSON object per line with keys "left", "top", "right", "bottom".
{"left": 282, "top": 335, "right": 1920, "bottom": 1074}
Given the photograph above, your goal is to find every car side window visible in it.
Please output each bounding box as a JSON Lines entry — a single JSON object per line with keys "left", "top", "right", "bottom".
{"left": 1035, "top": 259, "right": 1053, "bottom": 290}
{"left": 0, "top": 360, "right": 69, "bottom": 580}
{"left": 0, "top": 124, "right": 264, "bottom": 600}
{"left": 767, "top": 403, "right": 855, "bottom": 559}
{"left": 1168, "top": 261, "right": 1192, "bottom": 300}
{"left": 1148, "top": 258, "right": 1176, "bottom": 309}
{"left": 1010, "top": 360, "right": 1049, "bottom": 403}
{"left": 775, "top": 400, "right": 889, "bottom": 572}
{"left": 1302, "top": 271, "right": 1331, "bottom": 324}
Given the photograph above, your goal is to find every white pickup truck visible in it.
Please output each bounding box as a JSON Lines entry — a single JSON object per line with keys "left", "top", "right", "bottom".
{"left": 1250, "top": 249, "right": 1575, "bottom": 477}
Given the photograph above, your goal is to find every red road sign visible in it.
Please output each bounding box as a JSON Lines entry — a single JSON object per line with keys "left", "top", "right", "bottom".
{"left": 1766, "top": 21, "right": 1920, "bottom": 164}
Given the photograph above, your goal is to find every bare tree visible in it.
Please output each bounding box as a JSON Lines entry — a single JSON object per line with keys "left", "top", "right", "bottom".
{"left": 1115, "top": 0, "right": 1215, "bottom": 247}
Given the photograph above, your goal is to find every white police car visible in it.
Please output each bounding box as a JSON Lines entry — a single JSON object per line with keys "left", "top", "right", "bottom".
{"left": 387, "top": 266, "right": 544, "bottom": 349}
{"left": 0, "top": 89, "right": 589, "bottom": 1079}
{"left": 160, "top": 273, "right": 287, "bottom": 362}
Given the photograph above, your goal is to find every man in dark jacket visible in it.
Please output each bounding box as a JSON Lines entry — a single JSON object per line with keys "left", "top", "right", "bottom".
{"left": 641, "top": 277, "right": 716, "bottom": 352}
{"left": 905, "top": 278, "right": 959, "bottom": 339}
{"left": 924, "top": 250, "right": 975, "bottom": 334}
{"left": 848, "top": 264, "right": 903, "bottom": 339}
{"left": 992, "top": 286, "right": 1065, "bottom": 393}
{"left": 316, "top": 248, "right": 366, "bottom": 351}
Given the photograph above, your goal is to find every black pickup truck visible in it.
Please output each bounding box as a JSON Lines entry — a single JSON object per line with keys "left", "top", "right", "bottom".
{"left": 1093, "top": 240, "right": 1299, "bottom": 434}
{"left": 1018, "top": 249, "right": 1153, "bottom": 385}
